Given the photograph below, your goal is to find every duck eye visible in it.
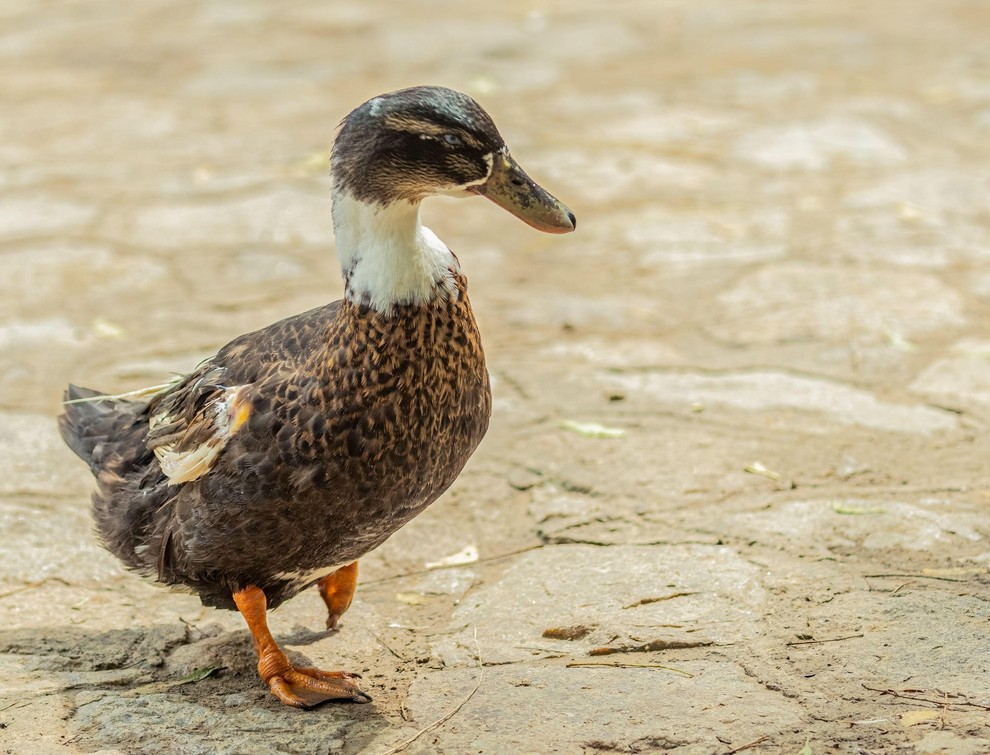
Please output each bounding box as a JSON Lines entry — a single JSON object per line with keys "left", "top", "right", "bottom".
{"left": 442, "top": 133, "right": 463, "bottom": 146}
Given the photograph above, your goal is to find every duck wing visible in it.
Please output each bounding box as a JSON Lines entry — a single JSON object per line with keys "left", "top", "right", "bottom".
{"left": 145, "top": 300, "right": 341, "bottom": 486}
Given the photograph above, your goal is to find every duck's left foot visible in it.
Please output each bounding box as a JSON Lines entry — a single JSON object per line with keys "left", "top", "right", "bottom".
{"left": 233, "top": 584, "right": 371, "bottom": 709}
{"left": 318, "top": 561, "right": 359, "bottom": 630}
{"left": 268, "top": 665, "right": 371, "bottom": 708}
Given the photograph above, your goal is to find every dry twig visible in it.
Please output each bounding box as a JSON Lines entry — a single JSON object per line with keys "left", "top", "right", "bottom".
{"left": 864, "top": 573, "right": 967, "bottom": 583}
{"left": 0, "top": 577, "right": 71, "bottom": 601}
{"left": 724, "top": 734, "right": 770, "bottom": 754}
{"left": 367, "top": 628, "right": 410, "bottom": 662}
{"left": 862, "top": 684, "right": 990, "bottom": 712}
{"left": 589, "top": 639, "right": 713, "bottom": 656}
{"left": 785, "top": 633, "right": 863, "bottom": 646}
{"left": 377, "top": 631, "right": 483, "bottom": 755}
{"left": 624, "top": 592, "right": 698, "bottom": 608}
{"left": 566, "top": 661, "right": 693, "bottom": 677}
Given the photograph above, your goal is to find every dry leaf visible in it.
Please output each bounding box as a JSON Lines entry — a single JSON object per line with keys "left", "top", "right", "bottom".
{"left": 91, "top": 317, "right": 126, "bottom": 339}
{"left": 543, "top": 625, "right": 593, "bottom": 641}
{"left": 425, "top": 544, "right": 478, "bottom": 569}
{"left": 744, "top": 462, "right": 781, "bottom": 481}
{"left": 560, "top": 420, "right": 625, "bottom": 439}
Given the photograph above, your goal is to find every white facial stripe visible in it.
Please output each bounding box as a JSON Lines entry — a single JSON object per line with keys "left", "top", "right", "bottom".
{"left": 456, "top": 152, "right": 494, "bottom": 189}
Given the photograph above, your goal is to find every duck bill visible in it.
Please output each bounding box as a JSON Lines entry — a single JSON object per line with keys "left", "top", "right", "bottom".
{"left": 470, "top": 151, "right": 576, "bottom": 234}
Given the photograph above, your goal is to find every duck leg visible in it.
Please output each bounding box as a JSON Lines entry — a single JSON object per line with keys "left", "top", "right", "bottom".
{"left": 232, "top": 585, "right": 371, "bottom": 708}
{"left": 318, "top": 561, "right": 359, "bottom": 630}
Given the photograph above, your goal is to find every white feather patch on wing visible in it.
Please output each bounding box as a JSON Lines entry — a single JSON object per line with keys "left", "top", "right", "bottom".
{"left": 151, "top": 385, "right": 252, "bottom": 485}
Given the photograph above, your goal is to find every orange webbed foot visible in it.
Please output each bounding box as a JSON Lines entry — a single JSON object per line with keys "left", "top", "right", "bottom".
{"left": 268, "top": 666, "right": 371, "bottom": 708}
{"left": 233, "top": 584, "right": 371, "bottom": 709}
{"left": 318, "top": 561, "right": 359, "bottom": 631}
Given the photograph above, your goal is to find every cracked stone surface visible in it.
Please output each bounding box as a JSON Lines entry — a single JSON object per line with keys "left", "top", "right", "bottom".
{"left": 2, "top": 0, "right": 990, "bottom": 753}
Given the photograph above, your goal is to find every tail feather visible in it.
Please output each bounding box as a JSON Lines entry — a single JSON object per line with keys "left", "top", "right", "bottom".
{"left": 58, "top": 385, "right": 112, "bottom": 474}
{"left": 59, "top": 384, "right": 171, "bottom": 576}
{"left": 58, "top": 384, "right": 132, "bottom": 474}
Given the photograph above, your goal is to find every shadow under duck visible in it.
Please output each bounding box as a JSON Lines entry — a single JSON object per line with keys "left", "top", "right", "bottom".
{"left": 58, "top": 86, "right": 575, "bottom": 708}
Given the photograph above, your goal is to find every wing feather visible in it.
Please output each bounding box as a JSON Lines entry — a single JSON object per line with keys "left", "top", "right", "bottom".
{"left": 143, "top": 299, "right": 343, "bottom": 486}
{"left": 148, "top": 381, "right": 252, "bottom": 485}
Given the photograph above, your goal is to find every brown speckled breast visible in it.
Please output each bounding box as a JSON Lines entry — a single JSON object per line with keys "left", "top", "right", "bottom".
{"left": 86, "top": 271, "right": 491, "bottom": 610}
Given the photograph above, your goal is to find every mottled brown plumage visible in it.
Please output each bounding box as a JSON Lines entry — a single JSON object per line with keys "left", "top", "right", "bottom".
{"left": 149, "top": 271, "right": 488, "bottom": 610}
{"left": 58, "top": 86, "right": 574, "bottom": 708}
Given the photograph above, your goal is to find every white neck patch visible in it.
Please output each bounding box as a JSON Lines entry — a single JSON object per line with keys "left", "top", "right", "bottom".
{"left": 332, "top": 190, "right": 459, "bottom": 313}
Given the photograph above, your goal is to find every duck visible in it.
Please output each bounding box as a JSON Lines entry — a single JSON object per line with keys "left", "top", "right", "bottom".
{"left": 58, "top": 85, "right": 575, "bottom": 709}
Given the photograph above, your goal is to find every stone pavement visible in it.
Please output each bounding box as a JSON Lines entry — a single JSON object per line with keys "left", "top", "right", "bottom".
{"left": 1, "top": 1, "right": 989, "bottom": 753}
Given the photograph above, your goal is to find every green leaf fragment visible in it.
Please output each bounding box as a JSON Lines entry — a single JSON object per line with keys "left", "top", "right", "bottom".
{"left": 744, "top": 462, "right": 781, "bottom": 481}
{"left": 832, "top": 503, "right": 886, "bottom": 515}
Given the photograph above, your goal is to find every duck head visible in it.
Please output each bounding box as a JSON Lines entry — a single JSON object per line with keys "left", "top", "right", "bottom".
{"left": 331, "top": 86, "right": 575, "bottom": 233}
